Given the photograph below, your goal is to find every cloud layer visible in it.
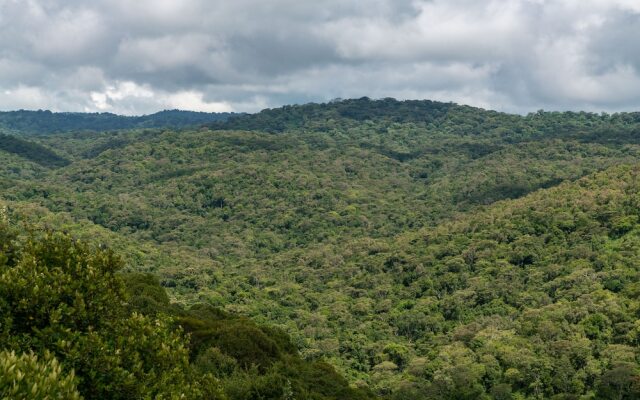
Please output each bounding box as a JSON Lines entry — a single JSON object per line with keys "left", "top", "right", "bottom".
{"left": 0, "top": 0, "right": 639, "bottom": 114}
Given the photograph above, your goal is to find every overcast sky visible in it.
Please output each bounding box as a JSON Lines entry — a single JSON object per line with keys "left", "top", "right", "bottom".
{"left": 0, "top": 0, "right": 639, "bottom": 115}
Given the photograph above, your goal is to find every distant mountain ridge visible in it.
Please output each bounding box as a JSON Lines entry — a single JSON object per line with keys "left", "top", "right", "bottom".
{"left": 211, "top": 97, "right": 463, "bottom": 133}
{"left": 212, "top": 97, "right": 640, "bottom": 136}
{"left": 0, "top": 109, "right": 236, "bottom": 135}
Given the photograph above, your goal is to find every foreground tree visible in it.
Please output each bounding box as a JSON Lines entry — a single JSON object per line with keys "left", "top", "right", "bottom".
{"left": 0, "top": 225, "right": 203, "bottom": 399}
{"left": 0, "top": 350, "right": 81, "bottom": 400}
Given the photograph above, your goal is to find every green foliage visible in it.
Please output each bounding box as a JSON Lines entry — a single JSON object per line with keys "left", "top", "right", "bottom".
{"left": 0, "top": 226, "right": 201, "bottom": 399}
{"left": 3, "top": 98, "right": 640, "bottom": 398}
{"left": 122, "top": 272, "right": 173, "bottom": 315}
{"left": 123, "top": 275, "right": 373, "bottom": 400}
{"left": 0, "top": 133, "right": 69, "bottom": 167}
{"left": 0, "top": 221, "right": 371, "bottom": 399}
{"left": 0, "top": 109, "right": 234, "bottom": 135}
{"left": 211, "top": 97, "right": 455, "bottom": 133}
{"left": 0, "top": 350, "right": 81, "bottom": 400}
{"left": 596, "top": 363, "right": 640, "bottom": 399}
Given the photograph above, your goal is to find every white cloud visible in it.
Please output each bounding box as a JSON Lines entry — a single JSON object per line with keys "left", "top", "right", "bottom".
{"left": 86, "top": 82, "right": 232, "bottom": 114}
{"left": 0, "top": 85, "right": 48, "bottom": 110}
{"left": 0, "top": 0, "right": 638, "bottom": 113}
{"left": 163, "top": 91, "right": 233, "bottom": 113}
{"left": 324, "top": 1, "right": 527, "bottom": 62}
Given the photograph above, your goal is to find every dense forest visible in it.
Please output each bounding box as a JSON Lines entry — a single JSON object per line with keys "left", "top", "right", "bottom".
{"left": 0, "top": 220, "right": 371, "bottom": 399}
{"left": 1, "top": 98, "right": 640, "bottom": 398}
{"left": 0, "top": 109, "right": 234, "bottom": 135}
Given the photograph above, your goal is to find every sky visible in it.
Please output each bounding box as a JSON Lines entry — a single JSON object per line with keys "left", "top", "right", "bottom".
{"left": 0, "top": 0, "right": 639, "bottom": 115}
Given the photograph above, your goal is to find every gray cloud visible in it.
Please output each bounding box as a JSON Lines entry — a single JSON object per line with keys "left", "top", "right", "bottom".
{"left": 0, "top": 0, "right": 639, "bottom": 114}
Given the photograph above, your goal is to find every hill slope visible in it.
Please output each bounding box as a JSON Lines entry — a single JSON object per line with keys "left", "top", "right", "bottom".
{"left": 0, "top": 109, "right": 234, "bottom": 135}
{"left": 276, "top": 164, "right": 640, "bottom": 398}
{"left": 0, "top": 133, "right": 69, "bottom": 167}
{"left": 1, "top": 98, "right": 640, "bottom": 397}
{"left": 0, "top": 218, "right": 373, "bottom": 399}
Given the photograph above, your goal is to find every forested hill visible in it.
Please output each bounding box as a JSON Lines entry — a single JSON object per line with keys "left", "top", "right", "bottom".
{"left": 0, "top": 134, "right": 69, "bottom": 167}
{"left": 2, "top": 98, "right": 640, "bottom": 398}
{"left": 0, "top": 220, "right": 373, "bottom": 399}
{"left": 211, "top": 97, "right": 460, "bottom": 132}
{"left": 0, "top": 109, "right": 235, "bottom": 135}
{"left": 211, "top": 97, "right": 640, "bottom": 140}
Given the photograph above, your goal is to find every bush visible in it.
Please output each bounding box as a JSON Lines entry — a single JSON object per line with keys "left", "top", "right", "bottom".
{"left": 0, "top": 229, "right": 201, "bottom": 399}
{"left": 0, "top": 350, "right": 81, "bottom": 400}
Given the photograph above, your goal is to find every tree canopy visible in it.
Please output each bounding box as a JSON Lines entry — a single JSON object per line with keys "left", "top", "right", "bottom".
{"left": 1, "top": 98, "right": 640, "bottom": 398}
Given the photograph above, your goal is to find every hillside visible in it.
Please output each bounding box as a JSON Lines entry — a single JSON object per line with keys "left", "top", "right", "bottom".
{"left": 1, "top": 98, "right": 640, "bottom": 398}
{"left": 0, "top": 109, "right": 234, "bottom": 135}
{"left": 266, "top": 164, "right": 640, "bottom": 399}
{"left": 7, "top": 100, "right": 640, "bottom": 259}
{"left": 0, "top": 133, "right": 69, "bottom": 167}
{"left": 0, "top": 218, "right": 372, "bottom": 399}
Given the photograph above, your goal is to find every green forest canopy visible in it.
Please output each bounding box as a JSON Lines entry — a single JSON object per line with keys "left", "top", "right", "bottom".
{"left": 0, "top": 109, "right": 234, "bottom": 135}
{"left": 0, "top": 221, "right": 372, "bottom": 399}
{"left": 1, "top": 98, "right": 640, "bottom": 398}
